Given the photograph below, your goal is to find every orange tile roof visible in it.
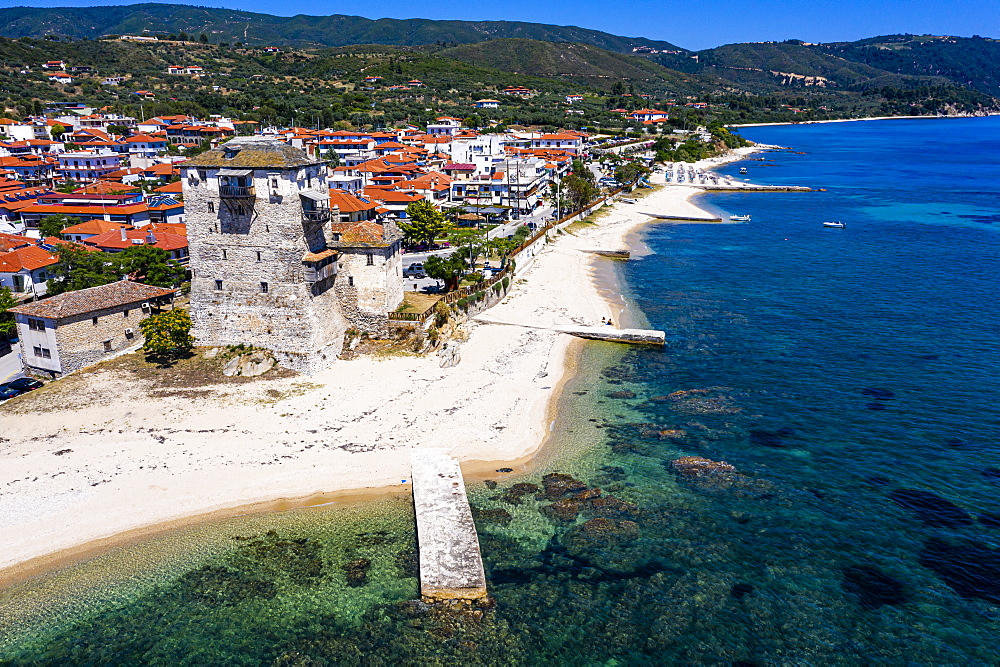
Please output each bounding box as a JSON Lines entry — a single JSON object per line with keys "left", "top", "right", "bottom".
{"left": 84, "top": 229, "right": 187, "bottom": 252}
{"left": 60, "top": 219, "right": 133, "bottom": 236}
{"left": 72, "top": 181, "right": 140, "bottom": 194}
{"left": 0, "top": 245, "right": 58, "bottom": 272}
{"left": 0, "top": 233, "right": 34, "bottom": 252}
{"left": 328, "top": 189, "right": 379, "bottom": 213}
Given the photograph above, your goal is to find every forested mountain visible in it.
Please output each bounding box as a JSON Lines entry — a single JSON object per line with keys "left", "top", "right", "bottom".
{"left": 0, "top": 4, "right": 683, "bottom": 53}
{"left": 440, "top": 39, "right": 709, "bottom": 95}
{"left": 818, "top": 35, "right": 1000, "bottom": 96}
{"left": 650, "top": 35, "right": 1000, "bottom": 96}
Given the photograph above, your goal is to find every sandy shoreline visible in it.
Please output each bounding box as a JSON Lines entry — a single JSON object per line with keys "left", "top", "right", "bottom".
{"left": 0, "top": 149, "right": 752, "bottom": 583}
{"left": 729, "top": 113, "right": 996, "bottom": 128}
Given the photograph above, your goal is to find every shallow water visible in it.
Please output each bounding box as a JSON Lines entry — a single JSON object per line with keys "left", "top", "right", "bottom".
{"left": 3, "top": 117, "right": 1000, "bottom": 663}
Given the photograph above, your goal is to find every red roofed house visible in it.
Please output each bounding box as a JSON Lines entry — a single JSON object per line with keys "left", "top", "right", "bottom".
{"left": 362, "top": 187, "right": 424, "bottom": 219}
{"left": 83, "top": 228, "right": 189, "bottom": 263}
{"left": 56, "top": 150, "right": 125, "bottom": 183}
{"left": 328, "top": 189, "right": 380, "bottom": 223}
{"left": 9, "top": 280, "right": 177, "bottom": 377}
{"left": 60, "top": 219, "right": 133, "bottom": 242}
{"left": 529, "top": 133, "right": 584, "bottom": 154}
{"left": 628, "top": 108, "right": 670, "bottom": 123}
{"left": 0, "top": 243, "right": 59, "bottom": 298}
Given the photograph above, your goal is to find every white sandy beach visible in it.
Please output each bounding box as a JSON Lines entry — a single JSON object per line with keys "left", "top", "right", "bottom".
{"left": 0, "top": 151, "right": 753, "bottom": 581}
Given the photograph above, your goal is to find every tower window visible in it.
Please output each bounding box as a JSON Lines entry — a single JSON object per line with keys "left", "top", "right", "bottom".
{"left": 208, "top": 202, "right": 214, "bottom": 212}
{"left": 256, "top": 251, "right": 263, "bottom": 262}
{"left": 260, "top": 282, "right": 269, "bottom": 293}
{"left": 366, "top": 253, "right": 374, "bottom": 266}
{"left": 215, "top": 280, "right": 223, "bottom": 290}
{"left": 348, "top": 276, "right": 354, "bottom": 287}
{"left": 222, "top": 249, "right": 227, "bottom": 260}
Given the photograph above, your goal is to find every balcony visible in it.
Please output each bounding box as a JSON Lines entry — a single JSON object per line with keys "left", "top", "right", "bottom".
{"left": 219, "top": 185, "right": 255, "bottom": 198}
{"left": 302, "top": 208, "right": 332, "bottom": 223}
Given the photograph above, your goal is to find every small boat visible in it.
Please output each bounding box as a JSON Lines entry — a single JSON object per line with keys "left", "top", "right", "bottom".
{"left": 739, "top": 167, "right": 748, "bottom": 174}
{"left": 730, "top": 214, "right": 752, "bottom": 222}
{"left": 823, "top": 221, "right": 845, "bottom": 228}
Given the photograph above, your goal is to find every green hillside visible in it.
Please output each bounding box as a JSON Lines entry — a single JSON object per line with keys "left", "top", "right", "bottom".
{"left": 0, "top": 4, "right": 684, "bottom": 53}
{"left": 817, "top": 35, "right": 1000, "bottom": 96}
{"left": 440, "top": 39, "right": 709, "bottom": 95}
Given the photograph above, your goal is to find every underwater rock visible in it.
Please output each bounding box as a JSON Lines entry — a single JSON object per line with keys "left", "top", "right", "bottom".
{"left": 541, "top": 498, "right": 582, "bottom": 522}
{"left": 231, "top": 531, "right": 326, "bottom": 585}
{"left": 484, "top": 480, "right": 497, "bottom": 490}
{"left": 495, "top": 467, "right": 513, "bottom": 473}
{"left": 657, "top": 429, "right": 687, "bottom": 441}
{"left": 649, "top": 395, "right": 673, "bottom": 403}
{"left": 472, "top": 507, "right": 513, "bottom": 526}
{"left": 981, "top": 468, "right": 1000, "bottom": 484}
{"left": 587, "top": 495, "right": 641, "bottom": 519}
{"left": 498, "top": 482, "right": 540, "bottom": 505}
{"left": 669, "top": 456, "right": 776, "bottom": 498}
{"left": 977, "top": 513, "right": 1000, "bottom": 529}
{"left": 889, "top": 489, "right": 973, "bottom": 527}
{"left": 607, "top": 390, "right": 636, "bottom": 399}
{"left": 395, "top": 549, "right": 419, "bottom": 579}
{"left": 920, "top": 538, "right": 1000, "bottom": 605}
{"left": 671, "top": 456, "right": 738, "bottom": 477}
{"left": 862, "top": 387, "right": 895, "bottom": 400}
{"left": 342, "top": 558, "right": 371, "bottom": 587}
{"left": 541, "top": 473, "right": 587, "bottom": 500}
{"left": 609, "top": 440, "right": 651, "bottom": 456}
{"left": 177, "top": 565, "right": 278, "bottom": 607}
{"left": 662, "top": 387, "right": 740, "bottom": 415}
{"left": 595, "top": 466, "right": 627, "bottom": 483}
{"left": 730, "top": 582, "right": 755, "bottom": 600}
{"left": 945, "top": 438, "right": 965, "bottom": 449}
{"left": 864, "top": 476, "right": 891, "bottom": 487}
{"left": 748, "top": 427, "right": 795, "bottom": 448}
{"left": 570, "top": 518, "right": 640, "bottom": 544}
{"left": 841, "top": 565, "right": 907, "bottom": 610}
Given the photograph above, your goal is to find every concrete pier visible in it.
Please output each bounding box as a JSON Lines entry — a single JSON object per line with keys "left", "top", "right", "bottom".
{"left": 410, "top": 449, "right": 488, "bottom": 602}
{"left": 554, "top": 325, "right": 666, "bottom": 345}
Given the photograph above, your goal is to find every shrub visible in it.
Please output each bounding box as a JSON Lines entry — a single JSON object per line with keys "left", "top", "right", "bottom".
{"left": 456, "top": 297, "right": 469, "bottom": 309}
{"left": 474, "top": 291, "right": 485, "bottom": 302}
{"left": 501, "top": 277, "right": 510, "bottom": 290}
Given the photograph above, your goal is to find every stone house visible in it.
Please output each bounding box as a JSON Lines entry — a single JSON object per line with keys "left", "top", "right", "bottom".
{"left": 182, "top": 137, "right": 403, "bottom": 374}
{"left": 9, "top": 280, "right": 176, "bottom": 377}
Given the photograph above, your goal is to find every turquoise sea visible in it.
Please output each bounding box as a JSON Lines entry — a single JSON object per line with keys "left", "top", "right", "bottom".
{"left": 2, "top": 117, "right": 1000, "bottom": 664}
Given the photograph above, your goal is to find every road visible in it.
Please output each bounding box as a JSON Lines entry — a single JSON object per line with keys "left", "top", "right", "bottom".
{"left": 400, "top": 205, "right": 556, "bottom": 292}
{"left": 0, "top": 343, "right": 24, "bottom": 383}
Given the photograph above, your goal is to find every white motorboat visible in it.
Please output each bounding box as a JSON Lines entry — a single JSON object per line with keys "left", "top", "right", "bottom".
{"left": 823, "top": 221, "right": 845, "bottom": 228}
{"left": 730, "top": 214, "right": 752, "bottom": 222}
{"left": 739, "top": 167, "right": 748, "bottom": 174}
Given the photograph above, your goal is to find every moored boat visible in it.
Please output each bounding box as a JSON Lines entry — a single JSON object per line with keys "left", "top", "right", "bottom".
{"left": 730, "top": 214, "right": 752, "bottom": 222}
{"left": 823, "top": 221, "right": 845, "bottom": 228}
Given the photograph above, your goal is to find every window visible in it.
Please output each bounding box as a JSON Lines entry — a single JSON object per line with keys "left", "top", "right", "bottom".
{"left": 123, "top": 310, "right": 129, "bottom": 318}
{"left": 27, "top": 318, "right": 45, "bottom": 331}
{"left": 221, "top": 249, "right": 227, "bottom": 260}
{"left": 33, "top": 346, "right": 51, "bottom": 359}
{"left": 208, "top": 202, "right": 215, "bottom": 213}
{"left": 347, "top": 276, "right": 354, "bottom": 287}
{"left": 103, "top": 340, "right": 112, "bottom": 352}
{"left": 260, "top": 282, "right": 268, "bottom": 293}
{"left": 215, "top": 280, "right": 223, "bottom": 290}
{"left": 366, "top": 253, "right": 374, "bottom": 266}
{"left": 256, "top": 251, "right": 263, "bottom": 262}
{"left": 92, "top": 316, "right": 99, "bottom": 326}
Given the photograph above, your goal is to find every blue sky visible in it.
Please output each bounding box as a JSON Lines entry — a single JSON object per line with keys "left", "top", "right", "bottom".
{"left": 4, "top": 0, "right": 997, "bottom": 50}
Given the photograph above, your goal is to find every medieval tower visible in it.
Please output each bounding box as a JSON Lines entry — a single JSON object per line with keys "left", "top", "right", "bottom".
{"left": 182, "top": 137, "right": 347, "bottom": 373}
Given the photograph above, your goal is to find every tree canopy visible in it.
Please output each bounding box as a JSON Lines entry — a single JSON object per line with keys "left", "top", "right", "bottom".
{"left": 424, "top": 254, "right": 467, "bottom": 292}
{"left": 47, "top": 243, "right": 186, "bottom": 295}
{"left": 400, "top": 200, "right": 451, "bottom": 246}
{"left": 139, "top": 308, "right": 195, "bottom": 360}
{"left": 0, "top": 287, "right": 17, "bottom": 339}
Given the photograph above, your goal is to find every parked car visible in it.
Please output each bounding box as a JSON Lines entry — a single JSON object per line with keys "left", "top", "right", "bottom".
{"left": 7, "top": 377, "right": 42, "bottom": 392}
{"left": 0, "top": 384, "right": 21, "bottom": 401}
{"left": 404, "top": 262, "right": 426, "bottom": 278}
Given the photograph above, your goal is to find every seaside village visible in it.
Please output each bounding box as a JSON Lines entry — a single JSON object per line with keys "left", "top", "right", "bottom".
{"left": 0, "top": 98, "right": 681, "bottom": 379}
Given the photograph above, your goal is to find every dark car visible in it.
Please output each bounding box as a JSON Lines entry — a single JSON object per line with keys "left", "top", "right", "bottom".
{"left": 7, "top": 378, "right": 42, "bottom": 392}
{"left": 0, "top": 384, "right": 21, "bottom": 401}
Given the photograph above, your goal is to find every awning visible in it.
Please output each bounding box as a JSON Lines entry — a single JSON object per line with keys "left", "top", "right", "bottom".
{"left": 216, "top": 168, "right": 252, "bottom": 177}
{"left": 299, "top": 191, "right": 328, "bottom": 202}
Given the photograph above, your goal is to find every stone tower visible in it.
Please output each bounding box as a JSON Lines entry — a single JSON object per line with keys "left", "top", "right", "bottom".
{"left": 182, "top": 137, "right": 346, "bottom": 373}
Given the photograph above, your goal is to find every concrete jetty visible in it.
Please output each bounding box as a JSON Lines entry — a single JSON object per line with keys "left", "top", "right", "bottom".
{"left": 553, "top": 325, "right": 665, "bottom": 345}
{"left": 640, "top": 212, "right": 725, "bottom": 222}
{"left": 410, "top": 449, "right": 488, "bottom": 602}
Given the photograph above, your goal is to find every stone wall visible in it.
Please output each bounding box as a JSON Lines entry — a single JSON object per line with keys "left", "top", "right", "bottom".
{"left": 335, "top": 241, "right": 404, "bottom": 338}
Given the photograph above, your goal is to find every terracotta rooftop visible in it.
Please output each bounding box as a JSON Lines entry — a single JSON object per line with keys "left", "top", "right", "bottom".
{"left": 60, "top": 219, "right": 133, "bottom": 236}
{"left": 0, "top": 245, "right": 59, "bottom": 272}
{"left": 185, "top": 137, "right": 321, "bottom": 169}
{"left": 9, "top": 280, "right": 176, "bottom": 319}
